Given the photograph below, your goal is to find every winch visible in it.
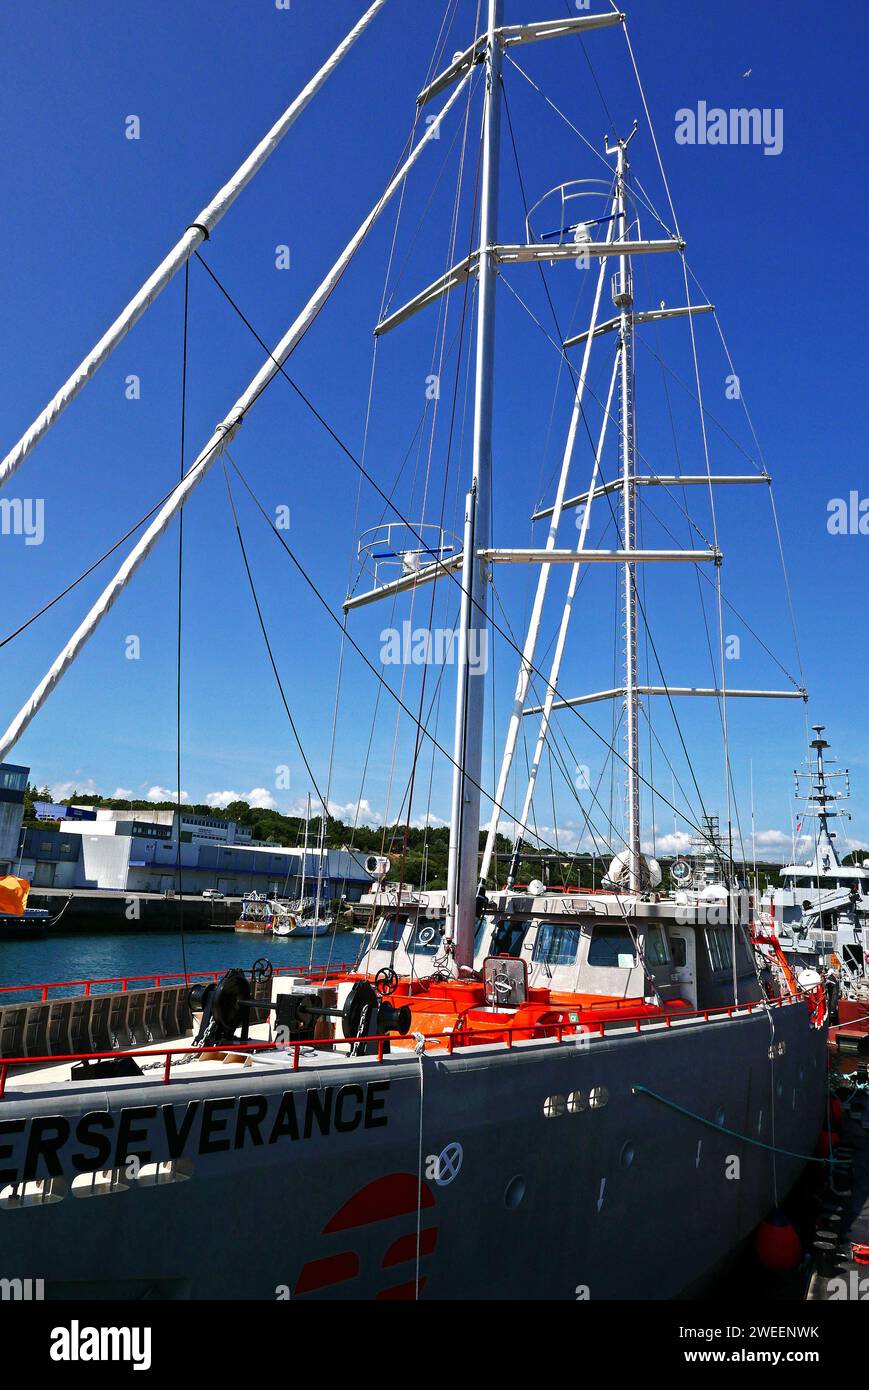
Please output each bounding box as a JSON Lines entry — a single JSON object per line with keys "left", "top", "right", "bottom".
{"left": 190, "top": 966, "right": 411, "bottom": 1056}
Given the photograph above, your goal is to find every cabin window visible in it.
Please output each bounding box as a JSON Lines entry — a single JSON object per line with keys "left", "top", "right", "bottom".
{"left": 705, "top": 927, "right": 734, "bottom": 971}
{"left": 671, "top": 935, "right": 687, "bottom": 968}
{"left": 532, "top": 921, "right": 580, "bottom": 967}
{"left": 491, "top": 920, "right": 528, "bottom": 958}
{"left": 588, "top": 925, "right": 637, "bottom": 969}
{"left": 644, "top": 925, "right": 670, "bottom": 965}
{"left": 406, "top": 917, "right": 442, "bottom": 957}
{"left": 375, "top": 915, "right": 406, "bottom": 952}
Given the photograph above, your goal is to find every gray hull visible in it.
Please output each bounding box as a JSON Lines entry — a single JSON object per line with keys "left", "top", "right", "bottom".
{"left": 0, "top": 1003, "right": 826, "bottom": 1300}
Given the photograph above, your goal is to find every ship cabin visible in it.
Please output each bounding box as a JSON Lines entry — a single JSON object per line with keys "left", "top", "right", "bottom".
{"left": 357, "top": 885, "right": 763, "bottom": 1037}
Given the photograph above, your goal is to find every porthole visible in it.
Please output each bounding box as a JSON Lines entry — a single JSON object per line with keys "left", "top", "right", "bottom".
{"left": 71, "top": 1169, "right": 129, "bottom": 1199}
{"left": 620, "top": 1142, "right": 635, "bottom": 1169}
{"left": 543, "top": 1094, "right": 566, "bottom": 1118}
{"left": 0, "top": 1177, "right": 67, "bottom": 1209}
{"left": 567, "top": 1090, "right": 587, "bottom": 1114}
{"left": 504, "top": 1175, "right": 526, "bottom": 1209}
{"left": 589, "top": 1085, "right": 609, "bottom": 1110}
{"left": 135, "top": 1158, "right": 194, "bottom": 1187}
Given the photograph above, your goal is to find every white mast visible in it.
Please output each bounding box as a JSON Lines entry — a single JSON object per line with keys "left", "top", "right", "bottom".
{"left": 610, "top": 126, "right": 642, "bottom": 894}
{"left": 478, "top": 203, "right": 617, "bottom": 889}
{"left": 445, "top": 0, "right": 502, "bottom": 969}
{"left": 0, "top": 0, "right": 389, "bottom": 492}
{"left": 500, "top": 349, "right": 620, "bottom": 887}
{"left": 0, "top": 72, "right": 471, "bottom": 764}
{"left": 300, "top": 792, "right": 310, "bottom": 904}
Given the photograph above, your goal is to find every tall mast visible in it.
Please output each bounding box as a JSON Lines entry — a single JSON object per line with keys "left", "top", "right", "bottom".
{"left": 609, "top": 126, "right": 642, "bottom": 894}
{"left": 795, "top": 724, "right": 849, "bottom": 869}
{"left": 445, "top": 0, "right": 502, "bottom": 967}
{"left": 300, "top": 793, "right": 310, "bottom": 903}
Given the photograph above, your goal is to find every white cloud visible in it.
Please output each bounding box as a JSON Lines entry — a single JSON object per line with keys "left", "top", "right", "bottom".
{"left": 146, "top": 785, "right": 189, "bottom": 803}
{"left": 205, "top": 788, "right": 277, "bottom": 810}
{"left": 645, "top": 831, "right": 693, "bottom": 856}
{"left": 327, "top": 798, "right": 380, "bottom": 827}
{"left": 112, "top": 787, "right": 133, "bottom": 800}
{"left": 51, "top": 778, "right": 98, "bottom": 801}
{"left": 753, "top": 829, "right": 791, "bottom": 850}
{"left": 410, "top": 810, "right": 450, "bottom": 829}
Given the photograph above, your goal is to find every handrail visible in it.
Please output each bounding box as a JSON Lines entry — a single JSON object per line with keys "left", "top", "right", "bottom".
{"left": 0, "top": 963, "right": 357, "bottom": 1003}
{"left": 0, "top": 991, "right": 810, "bottom": 1097}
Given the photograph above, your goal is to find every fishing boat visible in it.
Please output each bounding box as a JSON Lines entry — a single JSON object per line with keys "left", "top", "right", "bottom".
{"left": 0, "top": 2, "right": 830, "bottom": 1300}
{"left": 233, "top": 891, "right": 292, "bottom": 934}
{"left": 234, "top": 892, "right": 330, "bottom": 938}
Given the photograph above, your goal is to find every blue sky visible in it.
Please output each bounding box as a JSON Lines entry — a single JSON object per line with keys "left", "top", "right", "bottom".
{"left": 1, "top": 0, "right": 867, "bottom": 864}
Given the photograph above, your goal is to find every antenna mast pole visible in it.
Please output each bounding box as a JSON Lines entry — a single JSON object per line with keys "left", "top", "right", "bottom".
{"left": 609, "top": 126, "right": 642, "bottom": 894}
{"left": 446, "top": 0, "right": 502, "bottom": 967}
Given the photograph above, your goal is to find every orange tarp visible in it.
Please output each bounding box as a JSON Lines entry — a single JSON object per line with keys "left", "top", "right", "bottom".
{"left": 0, "top": 876, "right": 30, "bottom": 916}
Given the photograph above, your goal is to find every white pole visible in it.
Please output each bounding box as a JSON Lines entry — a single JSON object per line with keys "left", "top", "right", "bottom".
{"left": 496, "top": 349, "right": 619, "bottom": 886}
{"left": 300, "top": 793, "right": 310, "bottom": 903}
{"left": 612, "top": 134, "right": 642, "bottom": 893}
{"left": 445, "top": 0, "right": 502, "bottom": 969}
{"left": 0, "top": 0, "right": 389, "bottom": 491}
{"left": 0, "top": 73, "right": 471, "bottom": 764}
{"left": 479, "top": 207, "right": 616, "bottom": 885}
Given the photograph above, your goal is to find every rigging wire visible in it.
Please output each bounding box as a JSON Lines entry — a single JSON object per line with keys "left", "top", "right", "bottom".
{"left": 220, "top": 456, "right": 329, "bottom": 817}
{"left": 499, "top": 82, "right": 724, "bottom": 867}
{"left": 187, "top": 209, "right": 740, "bottom": 854}
{"left": 224, "top": 448, "right": 688, "bottom": 874}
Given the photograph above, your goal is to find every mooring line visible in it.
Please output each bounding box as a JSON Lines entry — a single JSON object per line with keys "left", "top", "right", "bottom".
{"left": 631, "top": 1083, "right": 844, "bottom": 1167}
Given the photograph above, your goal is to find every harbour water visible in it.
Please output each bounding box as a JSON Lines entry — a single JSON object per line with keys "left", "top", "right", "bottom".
{"left": 0, "top": 927, "right": 363, "bottom": 998}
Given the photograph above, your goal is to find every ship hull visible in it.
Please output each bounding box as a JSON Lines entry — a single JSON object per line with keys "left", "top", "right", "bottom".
{"left": 0, "top": 1002, "right": 825, "bottom": 1300}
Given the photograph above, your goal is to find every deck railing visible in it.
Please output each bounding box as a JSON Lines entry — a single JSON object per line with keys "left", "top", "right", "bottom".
{"left": 0, "top": 963, "right": 357, "bottom": 1004}
{"left": 0, "top": 991, "right": 806, "bottom": 1097}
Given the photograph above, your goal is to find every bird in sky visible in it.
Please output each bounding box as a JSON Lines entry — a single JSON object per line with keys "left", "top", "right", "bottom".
{"left": 742, "top": 67, "right": 752, "bottom": 78}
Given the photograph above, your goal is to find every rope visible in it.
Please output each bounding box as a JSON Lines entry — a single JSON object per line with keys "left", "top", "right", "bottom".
{"left": 220, "top": 459, "right": 329, "bottom": 819}
{"left": 632, "top": 1082, "right": 845, "bottom": 1167}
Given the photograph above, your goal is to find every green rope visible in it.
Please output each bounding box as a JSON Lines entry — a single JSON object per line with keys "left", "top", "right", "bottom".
{"left": 631, "top": 1083, "right": 846, "bottom": 1167}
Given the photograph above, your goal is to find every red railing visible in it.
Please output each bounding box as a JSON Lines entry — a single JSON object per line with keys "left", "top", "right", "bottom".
{"left": 0, "top": 963, "right": 358, "bottom": 1004}
{"left": 0, "top": 991, "right": 807, "bottom": 1097}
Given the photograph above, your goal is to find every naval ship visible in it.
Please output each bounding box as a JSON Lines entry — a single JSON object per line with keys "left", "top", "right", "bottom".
{"left": 0, "top": 2, "right": 829, "bottom": 1299}
{"left": 761, "top": 727, "right": 869, "bottom": 970}
{"left": 760, "top": 726, "right": 869, "bottom": 1050}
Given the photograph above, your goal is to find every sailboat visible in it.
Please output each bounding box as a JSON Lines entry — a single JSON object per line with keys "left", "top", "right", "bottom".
{"left": 0, "top": 3, "right": 830, "bottom": 1300}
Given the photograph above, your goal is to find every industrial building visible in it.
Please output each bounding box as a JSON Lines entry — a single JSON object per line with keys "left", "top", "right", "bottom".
{"left": 4, "top": 771, "right": 372, "bottom": 900}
